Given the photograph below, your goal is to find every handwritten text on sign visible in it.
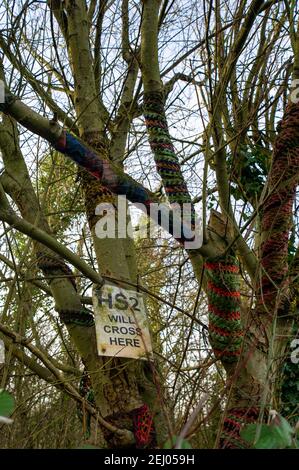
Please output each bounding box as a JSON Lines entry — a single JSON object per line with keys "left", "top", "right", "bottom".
{"left": 93, "top": 284, "right": 153, "bottom": 360}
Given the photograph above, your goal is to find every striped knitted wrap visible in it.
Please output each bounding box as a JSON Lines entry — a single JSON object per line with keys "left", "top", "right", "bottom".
{"left": 77, "top": 370, "right": 156, "bottom": 447}
{"left": 143, "top": 92, "right": 191, "bottom": 205}
{"left": 143, "top": 92, "right": 196, "bottom": 226}
{"left": 54, "top": 131, "right": 195, "bottom": 244}
{"left": 220, "top": 407, "right": 260, "bottom": 448}
{"left": 54, "top": 132, "right": 153, "bottom": 207}
{"left": 259, "top": 102, "right": 299, "bottom": 313}
{"left": 54, "top": 134, "right": 157, "bottom": 445}
{"left": 205, "top": 255, "right": 243, "bottom": 363}
{"left": 131, "top": 404, "right": 156, "bottom": 449}
{"left": 36, "top": 251, "right": 94, "bottom": 327}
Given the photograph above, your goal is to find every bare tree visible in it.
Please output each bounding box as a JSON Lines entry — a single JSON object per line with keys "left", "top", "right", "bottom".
{"left": 0, "top": 0, "right": 298, "bottom": 449}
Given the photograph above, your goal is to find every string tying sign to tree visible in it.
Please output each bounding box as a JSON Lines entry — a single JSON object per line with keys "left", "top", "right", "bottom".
{"left": 92, "top": 283, "right": 153, "bottom": 360}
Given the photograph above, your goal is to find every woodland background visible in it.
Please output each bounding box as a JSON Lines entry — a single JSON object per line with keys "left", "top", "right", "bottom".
{"left": 0, "top": 0, "right": 298, "bottom": 449}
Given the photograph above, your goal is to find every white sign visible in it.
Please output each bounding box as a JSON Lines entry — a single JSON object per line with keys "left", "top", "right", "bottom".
{"left": 0, "top": 339, "right": 4, "bottom": 365}
{"left": 92, "top": 283, "right": 153, "bottom": 360}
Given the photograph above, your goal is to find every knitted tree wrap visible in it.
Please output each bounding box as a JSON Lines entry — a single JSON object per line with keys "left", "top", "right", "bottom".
{"left": 143, "top": 92, "right": 196, "bottom": 233}
{"left": 36, "top": 252, "right": 94, "bottom": 326}
{"left": 131, "top": 404, "right": 156, "bottom": 449}
{"left": 205, "top": 255, "right": 243, "bottom": 363}
{"left": 220, "top": 407, "right": 260, "bottom": 448}
{"left": 58, "top": 308, "right": 94, "bottom": 327}
{"left": 54, "top": 134, "right": 157, "bottom": 443}
{"left": 36, "top": 251, "right": 77, "bottom": 291}
{"left": 77, "top": 371, "right": 157, "bottom": 448}
{"left": 54, "top": 131, "right": 195, "bottom": 244}
{"left": 55, "top": 132, "right": 153, "bottom": 207}
{"left": 259, "top": 102, "right": 299, "bottom": 313}
{"left": 144, "top": 92, "right": 191, "bottom": 206}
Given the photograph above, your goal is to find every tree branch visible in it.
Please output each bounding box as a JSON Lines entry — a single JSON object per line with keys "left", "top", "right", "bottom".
{"left": 0, "top": 185, "right": 103, "bottom": 287}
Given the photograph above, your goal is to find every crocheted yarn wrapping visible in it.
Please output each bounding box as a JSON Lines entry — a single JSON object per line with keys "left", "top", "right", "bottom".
{"left": 58, "top": 308, "right": 94, "bottom": 327}
{"left": 259, "top": 102, "right": 299, "bottom": 313}
{"left": 54, "top": 132, "right": 195, "bottom": 244}
{"left": 36, "top": 251, "right": 94, "bottom": 326}
{"left": 131, "top": 404, "right": 156, "bottom": 449}
{"left": 36, "top": 251, "right": 77, "bottom": 291}
{"left": 54, "top": 132, "right": 152, "bottom": 206}
{"left": 220, "top": 407, "right": 260, "bottom": 448}
{"left": 144, "top": 93, "right": 191, "bottom": 203}
{"left": 143, "top": 91, "right": 196, "bottom": 226}
{"left": 205, "top": 255, "right": 243, "bottom": 363}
